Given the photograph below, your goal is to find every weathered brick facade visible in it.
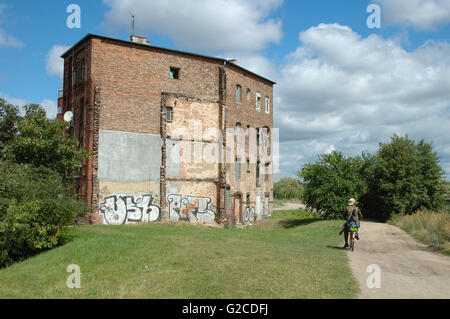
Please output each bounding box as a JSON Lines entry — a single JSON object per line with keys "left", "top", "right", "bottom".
{"left": 60, "top": 34, "right": 275, "bottom": 226}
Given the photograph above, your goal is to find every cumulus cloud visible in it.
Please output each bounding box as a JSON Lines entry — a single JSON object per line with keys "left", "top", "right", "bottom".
{"left": 46, "top": 45, "right": 70, "bottom": 79}
{"left": 102, "top": 0, "right": 283, "bottom": 53}
{"left": 275, "top": 23, "right": 450, "bottom": 179}
{"left": 376, "top": 0, "right": 450, "bottom": 30}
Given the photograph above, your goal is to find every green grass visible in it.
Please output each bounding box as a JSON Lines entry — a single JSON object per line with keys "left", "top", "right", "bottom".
{"left": 0, "top": 210, "right": 359, "bottom": 299}
{"left": 389, "top": 210, "right": 450, "bottom": 255}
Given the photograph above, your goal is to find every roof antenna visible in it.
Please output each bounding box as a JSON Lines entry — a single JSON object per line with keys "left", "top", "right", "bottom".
{"left": 129, "top": 11, "right": 135, "bottom": 36}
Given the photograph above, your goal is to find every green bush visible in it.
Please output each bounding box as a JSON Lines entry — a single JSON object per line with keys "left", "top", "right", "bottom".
{"left": 0, "top": 161, "right": 86, "bottom": 268}
{"left": 299, "top": 151, "right": 373, "bottom": 219}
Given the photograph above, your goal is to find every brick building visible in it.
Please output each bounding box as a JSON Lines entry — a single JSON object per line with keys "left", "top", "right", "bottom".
{"left": 60, "top": 34, "right": 275, "bottom": 226}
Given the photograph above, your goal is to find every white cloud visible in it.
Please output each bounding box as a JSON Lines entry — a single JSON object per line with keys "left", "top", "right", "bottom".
{"left": 275, "top": 23, "right": 450, "bottom": 180}
{"left": 0, "top": 4, "right": 24, "bottom": 48}
{"left": 102, "top": 0, "right": 283, "bottom": 53}
{"left": 46, "top": 45, "right": 70, "bottom": 79}
{"left": 376, "top": 0, "right": 450, "bottom": 30}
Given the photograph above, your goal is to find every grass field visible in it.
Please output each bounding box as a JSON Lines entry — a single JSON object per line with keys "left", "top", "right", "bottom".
{"left": 0, "top": 210, "right": 359, "bottom": 299}
{"left": 389, "top": 210, "right": 450, "bottom": 255}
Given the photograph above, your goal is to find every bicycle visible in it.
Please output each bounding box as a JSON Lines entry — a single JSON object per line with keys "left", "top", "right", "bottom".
{"left": 348, "top": 226, "right": 358, "bottom": 251}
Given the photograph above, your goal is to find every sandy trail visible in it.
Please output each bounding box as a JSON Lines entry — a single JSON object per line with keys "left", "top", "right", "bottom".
{"left": 274, "top": 203, "right": 307, "bottom": 211}
{"left": 347, "top": 221, "right": 450, "bottom": 299}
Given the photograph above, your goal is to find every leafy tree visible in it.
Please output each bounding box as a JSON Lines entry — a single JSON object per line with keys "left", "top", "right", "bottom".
{"left": 0, "top": 98, "right": 20, "bottom": 157}
{"left": 2, "top": 104, "right": 89, "bottom": 177}
{"left": 363, "top": 135, "right": 446, "bottom": 219}
{"left": 299, "top": 151, "right": 369, "bottom": 219}
{"left": 0, "top": 161, "right": 87, "bottom": 267}
{"left": 274, "top": 177, "right": 304, "bottom": 200}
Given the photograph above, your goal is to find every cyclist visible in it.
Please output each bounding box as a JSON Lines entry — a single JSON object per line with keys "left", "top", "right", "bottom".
{"left": 342, "top": 198, "right": 363, "bottom": 249}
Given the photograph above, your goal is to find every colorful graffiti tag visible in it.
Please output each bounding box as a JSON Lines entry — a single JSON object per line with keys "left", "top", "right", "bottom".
{"left": 166, "top": 194, "right": 216, "bottom": 223}
{"left": 99, "top": 193, "right": 160, "bottom": 225}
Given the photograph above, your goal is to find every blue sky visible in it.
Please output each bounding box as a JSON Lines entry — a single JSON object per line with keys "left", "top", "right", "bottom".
{"left": 1, "top": 0, "right": 449, "bottom": 180}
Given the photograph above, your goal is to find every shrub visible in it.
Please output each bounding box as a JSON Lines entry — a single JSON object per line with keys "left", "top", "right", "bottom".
{"left": 0, "top": 161, "right": 86, "bottom": 268}
{"left": 299, "top": 151, "right": 372, "bottom": 219}
{"left": 362, "top": 135, "right": 446, "bottom": 219}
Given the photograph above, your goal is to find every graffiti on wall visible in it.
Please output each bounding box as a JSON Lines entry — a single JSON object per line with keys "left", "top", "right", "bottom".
{"left": 242, "top": 206, "right": 256, "bottom": 224}
{"left": 100, "top": 193, "right": 160, "bottom": 225}
{"left": 167, "top": 194, "right": 216, "bottom": 223}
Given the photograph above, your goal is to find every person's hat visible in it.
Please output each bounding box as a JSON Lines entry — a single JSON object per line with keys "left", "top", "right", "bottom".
{"left": 348, "top": 198, "right": 356, "bottom": 206}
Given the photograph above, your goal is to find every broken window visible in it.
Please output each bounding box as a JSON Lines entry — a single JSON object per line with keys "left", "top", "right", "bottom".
{"left": 256, "top": 93, "right": 261, "bottom": 110}
{"left": 170, "top": 67, "right": 180, "bottom": 79}
{"left": 166, "top": 107, "right": 173, "bottom": 122}
{"left": 236, "top": 85, "right": 242, "bottom": 102}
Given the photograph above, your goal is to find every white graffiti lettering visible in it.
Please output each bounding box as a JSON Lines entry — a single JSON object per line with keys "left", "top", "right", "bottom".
{"left": 100, "top": 193, "right": 160, "bottom": 225}
{"left": 167, "top": 194, "right": 216, "bottom": 224}
{"left": 242, "top": 206, "right": 256, "bottom": 224}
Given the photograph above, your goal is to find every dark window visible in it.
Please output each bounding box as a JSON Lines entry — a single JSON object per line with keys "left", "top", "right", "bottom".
{"left": 166, "top": 107, "right": 173, "bottom": 122}
{"left": 81, "top": 59, "right": 85, "bottom": 81}
{"left": 170, "top": 67, "right": 180, "bottom": 79}
{"left": 256, "top": 161, "right": 261, "bottom": 187}
{"left": 246, "top": 159, "right": 250, "bottom": 172}
{"left": 246, "top": 194, "right": 250, "bottom": 207}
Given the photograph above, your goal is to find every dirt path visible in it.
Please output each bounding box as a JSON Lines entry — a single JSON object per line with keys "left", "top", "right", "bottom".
{"left": 274, "top": 203, "right": 306, "bottom": 211}
{"left": 348, "top": 221, "right": 450, "bottom": 299}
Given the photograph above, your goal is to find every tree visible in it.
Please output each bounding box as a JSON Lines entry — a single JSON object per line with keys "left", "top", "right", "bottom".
{"left": 274, "top": 177, "right": 304, "bottom": 200}
{"left": 362, "top": 135, "right": 446, "bottom": 219}
{"left": 299, "top": 151, "right": 369, "bottom": 219}
{"left": 0, "top": 98, "right": 20, "bottom": 157}
{"left": 2, "top": 104, "right": 89, "bottom": 177}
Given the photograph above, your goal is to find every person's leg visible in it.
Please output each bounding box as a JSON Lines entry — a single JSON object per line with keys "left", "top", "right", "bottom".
{"left": 343, "top": 227, "right": 349, "bottom": 248}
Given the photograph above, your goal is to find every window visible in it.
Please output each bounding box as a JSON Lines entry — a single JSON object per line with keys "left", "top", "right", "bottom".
{"left": 265, "top": 96, "right": 270, "bottom": 114}
{"left": 246, "top": 88, "right": 251, "bottom": 100}
{"left": 166, "top": 107, "right": 173, "bottom": 122}
{"left": 265, "top": 163, "right": 270, "bottom": 182}
{"left": 225, "top": 187, "right": 231, "bottom": 207}
{"left": 71, "top": 64, "right": 76, "bottom": 87}
{"left": 81, "top": 59, "right": 85, "bottom": 81}
{"left": 170, "top": 67, "right": 180, "bottom": 79}
{"left": 235, "top": 158, "right": 241, "bottom": 181}
{"left": 246, "top": 159, "right": 250, "bottom": 172}
{"left": 256, "top": 93, "right": 261, "bottom": 111}
{"left": 256, "top": 161, "right": 261, "bottom": 187}
{"left": 246, "top": 194, "right": 250, "bottom": 207}
{"left": 235, "top": 123, "right": 242, "bottom": 140}
{"left": 236, "top": 85, "right": 242, "bottom": 102}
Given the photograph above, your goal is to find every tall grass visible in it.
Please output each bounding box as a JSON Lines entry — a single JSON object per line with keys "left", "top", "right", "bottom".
{"left": 389, "top": 210, "right": 450, "bottom": 255}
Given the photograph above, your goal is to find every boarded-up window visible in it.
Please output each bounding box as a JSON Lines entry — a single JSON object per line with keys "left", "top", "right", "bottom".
{"left": 265, "top": 96, "right": 270, "bottom": 114}
{"left": 265, "top": 163, "right": 270, "bottom": 182}
{"left": 236, "top": 85, "right": 242, "bottom": 102}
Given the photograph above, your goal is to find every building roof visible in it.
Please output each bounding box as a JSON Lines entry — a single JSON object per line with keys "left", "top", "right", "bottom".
{"left": 61, "top": 33, "right": 276, "bottom": 85}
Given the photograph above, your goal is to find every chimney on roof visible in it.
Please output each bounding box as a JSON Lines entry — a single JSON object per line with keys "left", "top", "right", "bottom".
{"left": 130, "top": 35, "right": 150, "bottom": 46}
